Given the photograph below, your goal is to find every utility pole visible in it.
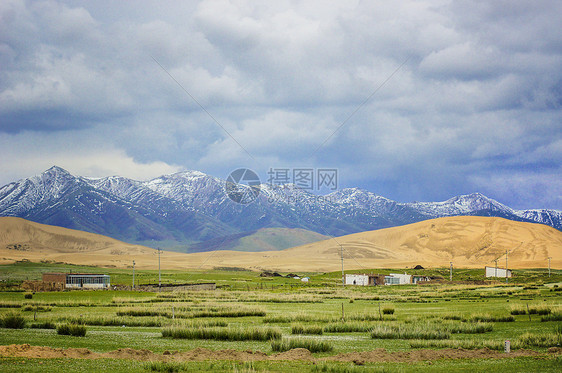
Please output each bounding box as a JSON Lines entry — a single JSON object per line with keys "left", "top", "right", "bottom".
{"left": 158, "top": 248, "right": 161, "bottom": 291}
{"left": 548, "top": 257, "right": 552, "bottom": 277}
{"left": 494, "top": 259, "right": 498, "bottom": 278}
{"left": 340, "top": 244, "right": 344, "bottom": 287}
{"left": 505, "top": 249, "right": 508, "bottom": 284}
{"left": 132, "top": 260, "right": 135, "bottom": 290}
{"left": 449, "top": 262, "right": 453, "bottom": 281}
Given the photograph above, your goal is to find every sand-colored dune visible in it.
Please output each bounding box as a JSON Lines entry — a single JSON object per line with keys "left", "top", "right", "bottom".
{"left": 0, "top": 216, "right": 560, "bottom": 271}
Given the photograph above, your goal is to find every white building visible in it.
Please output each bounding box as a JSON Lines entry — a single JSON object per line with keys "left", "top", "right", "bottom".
{"left": 485, "top": 266, "right": 512, "bottom": 278}
{"left": 386, "top": 273, "right": 412, "bottom": 285}
{"left": 345, "top": 274, "right": 381, "bottom": 286}
{"left": 65, "top": 274, "right": 111, "bottom": 289}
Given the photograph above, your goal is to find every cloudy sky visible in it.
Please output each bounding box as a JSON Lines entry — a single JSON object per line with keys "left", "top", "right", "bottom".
{"left": 1, "top": 0, "right": 561, "bottom": 209}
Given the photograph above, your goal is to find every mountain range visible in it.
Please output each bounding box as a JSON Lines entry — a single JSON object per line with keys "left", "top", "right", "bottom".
{"left": 0, "top": 166, "right": 560, "bottom": 252}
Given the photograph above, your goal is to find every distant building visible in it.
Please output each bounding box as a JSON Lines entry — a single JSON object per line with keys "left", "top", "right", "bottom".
{"left": 412, "top": 275, "right": 431, "bottom": 284}
{"left": 485, "top": 266, "right": 512, "bottom": 278}
{"left": 42, "top": 273, "right": 110, "bottom": 289}
{"left": 345, "top": 274, "right": 384, "bottom": 286}
{"left": 386, "top": 273, "right": 412, "bottom": 285}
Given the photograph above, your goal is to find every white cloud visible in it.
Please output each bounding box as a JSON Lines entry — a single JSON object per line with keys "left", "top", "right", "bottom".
{"left": 0, "top": 132, "right": 182, "bottom": 184}
{"left": 0, "top": 0, "right": 561, "bottom": 209}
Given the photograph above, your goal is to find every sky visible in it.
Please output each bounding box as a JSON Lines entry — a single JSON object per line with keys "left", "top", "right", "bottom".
{"left": 1, "top": 0, "right": 561, "bottom": 210}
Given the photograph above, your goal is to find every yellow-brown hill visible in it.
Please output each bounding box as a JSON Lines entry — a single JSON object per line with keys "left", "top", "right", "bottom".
{"left": 0, "top": 216, "right": 560, "bottom": 271}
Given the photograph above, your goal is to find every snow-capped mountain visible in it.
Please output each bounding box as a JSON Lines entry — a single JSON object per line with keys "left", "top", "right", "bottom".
{"left": 407, "top": 192, "right": 515, "bottom": 217}
{"left": 514, "top": 209, "right": 562, "bottom": 231}
{"left": 0, "top": 166, "right": 560, "bottom": 252}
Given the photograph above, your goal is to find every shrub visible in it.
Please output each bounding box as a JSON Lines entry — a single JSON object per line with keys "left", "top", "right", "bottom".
{"left": 57, "top": 323, "right": 87, "bottom": 337}
{"left": 291, "top": 323, "right": 323, "bottom": 335}
{"left": 24, "top": 293, "right": 33, "bottom": 299}
{"left": 1, "top": 313, "right": 26, "bottom": 329}
{"left": 271, "top": 337, "right": 333, "bottom": 353}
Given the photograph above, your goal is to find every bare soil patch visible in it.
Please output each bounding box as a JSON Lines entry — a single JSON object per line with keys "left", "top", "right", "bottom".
{"left": 0, "top": 344, "right": 555, "bottom": 363}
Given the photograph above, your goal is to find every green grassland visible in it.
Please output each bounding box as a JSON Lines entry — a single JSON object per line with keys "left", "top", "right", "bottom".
{"left": 0, "top": 261, "right": 561, "bottom": 372}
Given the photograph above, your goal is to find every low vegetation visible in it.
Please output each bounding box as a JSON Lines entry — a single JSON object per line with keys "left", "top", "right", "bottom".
{"left": 291, "top": 323, "right": 323, "bottom": 335}
{"left": 371, "top": 323, "right": 451, "bottom": 340}
{"left": 271, "top": 337, "right": 333, "bottom": 353}
{"left": 0, "top": 312, "right": 26, "bottom": 329}
{"left": 0, "top": 263, "right": 560, "bottom": 372}
{"left": 161, "top": 326, "right": 282, "bottom": 341}
{"left": 56, "top": 323, "right": 87, "bottom": 337}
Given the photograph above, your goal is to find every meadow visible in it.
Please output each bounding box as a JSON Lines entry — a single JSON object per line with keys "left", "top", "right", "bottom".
{"left": 0, "top": 261, "right": 561, "bottom": 372}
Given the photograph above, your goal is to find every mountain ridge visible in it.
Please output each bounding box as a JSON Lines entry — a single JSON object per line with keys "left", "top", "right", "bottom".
{"left": 0, "top": 166, "right": 560, "bottom": 252}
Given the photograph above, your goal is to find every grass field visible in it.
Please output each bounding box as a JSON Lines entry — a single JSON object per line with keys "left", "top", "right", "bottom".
{"left": 0, "top": 262, "right": 561, "bottom": 372}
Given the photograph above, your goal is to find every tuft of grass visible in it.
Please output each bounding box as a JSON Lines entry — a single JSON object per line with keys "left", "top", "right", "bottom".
{"left": 58, "top": 315, "right": 164, "bottom": 327}
{"left": 291, "top": 323, "right": 323, "bottom": 335}
{"left": 22, "top": 304, "right": 52, "bottom": 312}
{"left": 0, "top": 301, "right": 22, "bottom": 308}
{"left": 30, "top": 321, "right": 57, "bottom": 329}
{"left": 144, "top": 361, "right": 185, "bottom": 372}
{"left": 541, "top": 312, "right": 562, "bottom": 322}
{"left": 382, "top": 306, "right": 395, "bottom": 315}
{"left": 371, "top": 323, "right": 450, "bottom": 340}
{"left": 468, "top": 314, "right": 514, "bottom": 323}
{"left": 0, "top": 313, "right": 26, "bottom": 329}
{"left": 323, "top": 322, "right": 375, "bottom": 333}
{"left": 116, "top": 308, "right": 168, "bottom": 317}
{"left": 510, "top": 306, "right": 527, "bottom": 315}
{"left": 162, "top": 326, "right": 281, "bottom": 341}
{"left": 410, "top": 339, "right": 504, "bottom": 350}
{"left": 271, "top": 337, "right": 333, "bottom": 353}
{"left": 57, "top": 323, "right": 87, "bottom": 337}
{"left": 263, "top": 313, "right": 335, "bottom": 324}
{"left": 516, "top": 331, "right": 561, "bottom": 348}
{"left": 442, "top": 321, "right": 494, "bottom": 334}
{"left": 528, "top": 305, "right": 551, "bottom": 315}
{"left": 440, "top": 314, "right": 463, "bottom": 321}
{"left": 190, "top": 307, "right": 266, "bottom": 318}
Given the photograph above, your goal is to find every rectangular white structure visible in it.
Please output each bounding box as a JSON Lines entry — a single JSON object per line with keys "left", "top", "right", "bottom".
{"left": 388, "top": 273, "right": 412, "bottom": 285}
{"left": 345, "top": 274, "right": 370, "bottom": 286}
{"left": 485, "top": 266, "right": 512, "bottom": 278}
{"left": 66, "top": 274, "right": 111, "bottom": 289}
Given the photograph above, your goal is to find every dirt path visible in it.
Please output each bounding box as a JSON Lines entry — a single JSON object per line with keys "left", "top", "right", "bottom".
{"left": 1, "top": 344, "right": 560, "bottom": 363}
